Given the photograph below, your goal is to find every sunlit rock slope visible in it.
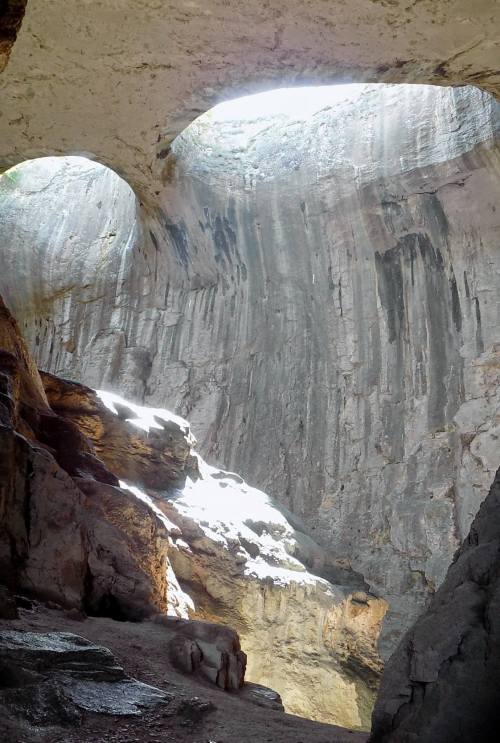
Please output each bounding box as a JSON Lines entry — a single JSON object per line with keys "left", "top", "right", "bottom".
{"left": 44, "top": 376, "right": 386, "bottom": 730}
{"left": 1, "top": 291, "right": 383, "bottom": 728}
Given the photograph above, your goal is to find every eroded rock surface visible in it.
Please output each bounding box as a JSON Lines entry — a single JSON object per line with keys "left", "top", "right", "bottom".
{"left": 0, "top": 630, "right": 170, "bottom": 726}
{"left": 370, "top": 467, "right": 500, "bottom": 742}
{"left": 2, "top": 84, "right": 499, "bottom": 657}
{"left": 0, "top": 294, "right": 176, "bottom": 619}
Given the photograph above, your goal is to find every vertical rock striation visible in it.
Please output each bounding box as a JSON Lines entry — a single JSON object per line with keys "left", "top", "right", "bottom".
{"left": 1, "top": 84, "right": 499, "bottom": 655}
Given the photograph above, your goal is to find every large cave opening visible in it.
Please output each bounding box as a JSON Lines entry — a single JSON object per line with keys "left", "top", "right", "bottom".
{"left": 1, "top": 82, "right": 499, "bottom": 734}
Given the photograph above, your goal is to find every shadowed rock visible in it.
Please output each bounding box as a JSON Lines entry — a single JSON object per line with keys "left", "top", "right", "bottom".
{"left": 0, "top": 1, "right": 27, "bottom": 73}
{"left": 41, "top": 371, "right": 199, "bottom": 490}
{"left": 370, "top": 467, "right": 500, "bottom": 742}
{"left": 0, "top": 586, "right": 18, "bottom": 620}
{"left": 0, "top": 630, "right": 170, "bottom": 726}
{"left": 0, "top": 294, "right": 174, "bottom": 618}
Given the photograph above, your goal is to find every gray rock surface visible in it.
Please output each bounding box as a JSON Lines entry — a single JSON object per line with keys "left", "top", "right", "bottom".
{"left": 0, "top": 629, "right": 170, "bottom": 726}
{"left": 1, "top": 84, "right": 499, "bottom": 657}
{"left": 370, "top": 466, "right": 500, "bottom": 742}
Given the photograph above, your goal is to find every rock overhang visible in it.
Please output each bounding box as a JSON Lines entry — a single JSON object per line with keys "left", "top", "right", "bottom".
{"left": 1, "top": 0, "right": 499, "bottom": 206}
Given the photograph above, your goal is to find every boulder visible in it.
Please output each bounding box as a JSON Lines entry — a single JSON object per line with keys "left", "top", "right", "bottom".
{"left": 0, "top": 630, "right": 170, "bottom": 727}
{"left": 240, "top": 682, "right": 284, "bottom": 711}
{"left": 156, "top": 615, "right": 246, "bottom": 690}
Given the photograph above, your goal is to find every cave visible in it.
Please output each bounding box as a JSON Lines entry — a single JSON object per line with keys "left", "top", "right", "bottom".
{"left": 1, "top": 4, "right": 500, "bottom": 743}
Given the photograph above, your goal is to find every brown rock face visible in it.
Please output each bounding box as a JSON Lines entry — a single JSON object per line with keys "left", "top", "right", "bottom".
{"left": 0, "top": 295, "right": 48, "bottom": 421}
{"left": 370, "top": 467, "right": 500, "bottom": 742}
{"left": 0, "top": 0, "right": 27, "bottom": 73}
{"left": 78, "top": 479, "right": 170, "bottom": 620}
{"left": 0, "top": 294, "right": 173, "bottom": 618}
{"left": 41, "top": 371, "right": 198, "bottom": 490}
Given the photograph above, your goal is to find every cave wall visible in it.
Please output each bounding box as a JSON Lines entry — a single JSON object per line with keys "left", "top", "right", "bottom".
{"left": 1, "top": 84, "right": 499, "bottom": 656}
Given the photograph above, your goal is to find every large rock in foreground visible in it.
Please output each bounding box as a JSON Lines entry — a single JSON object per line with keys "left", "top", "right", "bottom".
{"left": 0, "top": 629, "right": 169, "bottom": 727}
{"left": 370, "top": 467, "right": 500, "bottom": 742}
{"left": 157, "top": 615, "right": 246, "bottom": 690}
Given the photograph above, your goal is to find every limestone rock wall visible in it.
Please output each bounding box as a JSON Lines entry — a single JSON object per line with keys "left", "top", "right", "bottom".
{"left": 1, "top": 84, "right": 499, "bottom": 656}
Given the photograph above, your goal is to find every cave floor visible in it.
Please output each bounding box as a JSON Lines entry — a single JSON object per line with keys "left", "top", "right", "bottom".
{"left": 1, "top": 603, "right": 368, "bottom": 743}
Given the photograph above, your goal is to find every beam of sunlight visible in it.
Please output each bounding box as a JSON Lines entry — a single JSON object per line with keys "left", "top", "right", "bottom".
{"left": 96, "top": 389, "right": 194, "bottom": 439}
{"left": 210, "top": 84, "right": 368, "bottom": 122}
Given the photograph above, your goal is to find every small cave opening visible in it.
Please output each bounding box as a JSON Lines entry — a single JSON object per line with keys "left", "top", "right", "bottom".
{"left": 0, "top": 81, "right": 499, "bottom": 735}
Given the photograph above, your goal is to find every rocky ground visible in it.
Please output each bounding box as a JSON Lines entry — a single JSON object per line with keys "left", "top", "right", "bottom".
{"left": 0, "top": 601, "right": 367, "bottom": 743}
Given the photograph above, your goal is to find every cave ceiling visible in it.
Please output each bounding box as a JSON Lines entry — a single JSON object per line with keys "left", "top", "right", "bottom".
{"left": 0, "top": 0, "right": 499, "bottom": 204}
